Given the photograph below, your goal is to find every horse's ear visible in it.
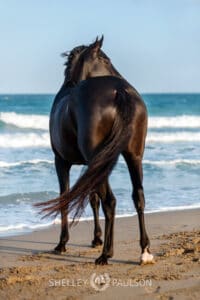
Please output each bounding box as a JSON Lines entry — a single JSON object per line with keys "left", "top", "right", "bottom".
{"left": 98, "top": 35, "right": 104, "bottom": 48}
{"left": 90, "top": 35, "right": 104, "bottom": 57}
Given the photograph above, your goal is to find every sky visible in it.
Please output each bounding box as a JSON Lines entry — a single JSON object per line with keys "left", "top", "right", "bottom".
{"left": 0, "top": 0, "right": 199, "bottom": 94}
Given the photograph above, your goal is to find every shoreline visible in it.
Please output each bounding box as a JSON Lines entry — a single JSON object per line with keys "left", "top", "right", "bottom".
{"left": 1, "top": 205, "right": 200, "bottom": 238}
{"left": 0, "top": 208, "right": 200, "bottom": 299}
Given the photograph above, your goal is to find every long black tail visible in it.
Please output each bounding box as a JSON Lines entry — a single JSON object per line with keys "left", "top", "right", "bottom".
{"left": 35, "top": 89, "right": 134, "bottom": 223}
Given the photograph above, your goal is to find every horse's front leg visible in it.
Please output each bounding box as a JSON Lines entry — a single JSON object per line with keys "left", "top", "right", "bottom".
{"left": 123, "top": 153, "right": 154, "bottom": 265}
{"left": 95, "top": 181, "right": 116, "bottom": 265}
{"left": 90, "top": 193, "right": 103, "bottom": 247}
{"left": 54, "top": 155, "right": 71, "bottom": 253}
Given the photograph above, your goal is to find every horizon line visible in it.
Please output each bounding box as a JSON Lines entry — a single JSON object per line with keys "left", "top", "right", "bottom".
{"left": 1, "top": 92, "right": 200, "bottom": 96}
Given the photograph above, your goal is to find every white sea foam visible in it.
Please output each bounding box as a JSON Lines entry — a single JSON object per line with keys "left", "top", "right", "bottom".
{"left": 154, "top": 203, "right": 200, "bottom": 212}
{"left": 143, "top": 159, "right": 200, "bottom": 166}
{"left": 0, "top": 127, "right": 200, "bottom": 149}
{"left": 1, "top": 203, "right": 200, "bottom": 235}
{"left": 146, "top": 132, "right": 200, "bottom": 143}
{"left": 148, "top": 115, "right": 200, "bottom": 128}
{"left": 1, "top": 112, "right": 200, "bottom": 130}
{"left": 0, "top": 112, "right": 49, "bottom": 130}
{"left": 0, "top": 158, "right": 199, "bottom": 169}
{"left": 0, "top": 131, "right": 199, "bottom": 148}
{"left": 0, "top": 132, "right": 50, "bottom": 148}
{"left": 0, "top": 159, "right": 53, "bottom": 168}
{"left": 0, "top": 222, "right": 55, "bottom": 233}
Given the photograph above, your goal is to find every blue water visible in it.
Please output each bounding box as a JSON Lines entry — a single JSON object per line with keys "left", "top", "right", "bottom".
{"left": 0, "top": 94, "right": 200, "bottom": 236}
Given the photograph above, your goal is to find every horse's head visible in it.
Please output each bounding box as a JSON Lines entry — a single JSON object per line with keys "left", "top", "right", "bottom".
{"left": 64, "top": 36, "right": 121, "bottom": 85}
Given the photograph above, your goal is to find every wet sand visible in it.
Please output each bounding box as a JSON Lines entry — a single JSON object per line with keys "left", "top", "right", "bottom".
{"left": 0, "top": 209, "right": 200, "bottom": 299}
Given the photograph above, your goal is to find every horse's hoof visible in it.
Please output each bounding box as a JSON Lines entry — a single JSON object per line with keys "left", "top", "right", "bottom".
{"left": 140, "top": 249, "right": 155, "bottom": 265}
{"left": 92, "top": 237, "right": 103, "bottom": 248}
{"left": 53, "top": 245, "right": 66, "bottom": 254}
{"left": 95, "top": 255, "right": 108, "bottom": 265}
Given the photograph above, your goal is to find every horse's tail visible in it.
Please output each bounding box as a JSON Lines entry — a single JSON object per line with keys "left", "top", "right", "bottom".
{"left": 35, "top": 89, "right": 135, "bottom": 224}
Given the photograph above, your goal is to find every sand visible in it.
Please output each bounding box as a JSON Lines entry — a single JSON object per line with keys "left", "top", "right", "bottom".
{"left": 0, "top": 209, "right": 200, "bottom": 300}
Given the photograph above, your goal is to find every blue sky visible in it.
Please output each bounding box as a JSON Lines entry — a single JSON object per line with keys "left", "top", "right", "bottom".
{"left": 0, "top": 0, "right": 199, "bottom": 93}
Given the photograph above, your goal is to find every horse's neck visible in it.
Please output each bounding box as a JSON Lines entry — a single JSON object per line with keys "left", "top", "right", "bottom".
{"left": 62, "top": 61, "right": 124, "bottom": 88}
{"left": 110, "top": 64, "right": 122, "bottom": 78}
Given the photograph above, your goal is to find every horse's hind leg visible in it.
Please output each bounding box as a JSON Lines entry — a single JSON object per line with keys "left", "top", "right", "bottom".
{"left": 54, "top": 155, "right": 71, "bottom": 253}
{"left": 90, "top": 193, "right": 103, "bottom": 247}
{"left": 123, "top": 152, "right": 154, "bottom": 265}
{"left": 95, "top": 180, "right": 116, "bottom": 265}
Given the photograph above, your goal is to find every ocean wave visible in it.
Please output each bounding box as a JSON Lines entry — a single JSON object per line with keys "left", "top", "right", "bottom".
{"left": 0, "top": 132, "right": 50, "bottom": 148}
{"left": 153, "top": 203, "right": 200, "bottom": 212}
{"left": 119, "top": 158, "right": 200, "bottom": 166}
{"left": 0, "top": 159, "right": 53, "bottom": 168}
{"left": 0, "top": 158, "right": 200, "bottom": 170}
{"left": 146, "top": 132, "right": 200, "bottom": 143}
{"left": 0, "top": 191, "right": 58, "bottom": 205}
{"left": 0, "top": 222, "right": 55, "bottom": 233}
{"left": 1, "top": 203, "right": 200, "bottom": 235}
{"left": 143, "top": 159, "right": 200, "bottom": 166}
{"left": 0, "top": 112, "right": 49, "bottom": 130}
{"left": 148, "top": 115, "right": 200, "bottom": 128}
{"left": 1, "top": 112, "right": 200, "bottom": 131}
{"left": 0, "top": 131, "right": 200, "bottom": 149}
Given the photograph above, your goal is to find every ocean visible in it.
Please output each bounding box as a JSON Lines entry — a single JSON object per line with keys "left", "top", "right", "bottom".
{"left": 0, "top": 93, "right": 200, "bottom": 236}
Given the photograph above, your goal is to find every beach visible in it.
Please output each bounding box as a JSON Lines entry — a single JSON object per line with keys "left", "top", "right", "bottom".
{"left": 0, "top": 208, "right": 199, "bottom": 299}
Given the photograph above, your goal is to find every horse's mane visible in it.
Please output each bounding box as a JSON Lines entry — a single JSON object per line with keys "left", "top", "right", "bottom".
{"left": 62, "top": 44, "right": 111, "bottom": 82}
{"left": 62, "top": 45, "right": 86, "bottom": 80}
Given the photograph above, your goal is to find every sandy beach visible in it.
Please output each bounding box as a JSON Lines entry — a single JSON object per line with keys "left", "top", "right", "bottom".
{"left": 0, "top": 208, "right": 200, "bottom": 300}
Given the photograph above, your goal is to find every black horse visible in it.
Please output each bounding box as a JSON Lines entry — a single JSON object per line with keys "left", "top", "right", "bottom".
{"left": 36, "top": 37, "right": 154, "bottom": 265}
